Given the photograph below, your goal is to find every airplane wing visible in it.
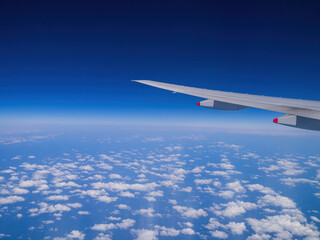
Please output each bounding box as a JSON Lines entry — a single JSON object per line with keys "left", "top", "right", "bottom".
{"left": 133, "top": 80, "right": 320, "bottom": 131}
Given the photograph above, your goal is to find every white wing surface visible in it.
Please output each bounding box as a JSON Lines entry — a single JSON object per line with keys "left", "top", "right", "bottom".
{"left": 133, "top": 80, "right": 320, "bottom": 131}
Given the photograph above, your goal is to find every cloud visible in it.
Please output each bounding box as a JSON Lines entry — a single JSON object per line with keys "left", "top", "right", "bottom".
{"left": 194, "top": 179, "right": 212, "bottom": 185}
{"left": 117, "top": 204, "right": 130, "bottom": 210}
{"left": 210, "top": 230, "right": 228, "bottom": 239}
{"left": 226, "top": 222, "right": 246, "bottom": 235}
{"left": 117, "top": 219, "right": 136, "bottom": 229}
{"left": 311, "top": 216, "right": 320, "bottom": 223}
{"left": 91, "top": 223, "right": 116, "bottom": 231}
{"left": 78, "top": 211, "right": 90, "bottom": 215}
{"left": 247, "top": 214, "right": 320, "bottom": 239}
{"left": 92, "top": 182, "right": 159, "bottom": 192}
{"left": 19, "top": 179, "right": 47, "bottom": 188}
{"left": 154, "top": 226, "right": 179, "bottom": 236}
{"left": 173, "top": 206, "right": 207, "bottom": 218}
{"left": 0, "top": 196, "right": 25, "bottom": 205}
{"left": 131, "top": 229, "right": 158, "bottom": 240}
{"left": 119, "top": 191, "right": 135, "bottom": 198}
{"left": 258, "top": 195, "right": 296, "bottom": 209}
{"left": 79, "top": 165, "right": 94, "bottom": 171}
{"left": 109, "top": 174, "right": 122, "bottom": 179}
{"left": 246, "top": 184, "right": 276, "bottom": 195}
{"left": 212, "top": 201, "right": 257, "bottom": 218}
{"left": 165, "top": 146, "right": 183, "bottom": 151}
{"left": 66, "top": 230, "right": 85, "bottom": 240}
{"left": 97, "top": 196, "right": 117, "bottom": 203}
{"left": 134, "top": 208, "right": 160, "bottom": 217}
{"left": 181, "top": 228, "right": 195, "bottom": 235}
{"left": 225, "top": 180, "right": 245, "bottom": 193}
{"left": 218, "top": 191, "right": 234, "bottom": 199}
{"left": 12, "top": 188, "right": 29, "bottom": 195}
{"left": 94, "top": 233, "right": 112, "bottom": 240}
{"left": 46, "top": 195, "right": 69, "bottom": 201}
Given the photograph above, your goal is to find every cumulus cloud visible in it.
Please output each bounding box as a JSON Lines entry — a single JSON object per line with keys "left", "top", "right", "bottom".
{"left": 92, "top": 182, "right": 159, "bottom": 192}
{"left": 210, "top": 230, "right": 228, "bottom": 239}
{"left": 131, "top": 229, "right": 158, "bottom": 240}
{"left": 134, "top": 208, "right": 161, "bottom": 217}
{"left": 212, "top": 201, "right": 257, "bottom": 218}
{"left": 173, "top": 206, "right": 207, "bottom": 218}
{"left": 247, "top": 214, "right": 320, "bottom": 239}
{"left": 226, "top": 222, "right": 246, "bottom": 235}
{"left": 12, "top": 188, "right": 29, "bottom": 195}
{"left": 0, "top": 196, "right": 25, "bottom": 205}
{"left": 119, "top": 191, "right": 135, "bottom": 198}
{"left": 194, "top": 179, "right": 212, "bottom": 185}
{"left": 246, "top": 184, "right": 276, "bottom": 195}
{"left": 218, "top": 190, "right": 234, "bottom": 199}
{"left": 46, "top": 195, "right": 69, "bottom": 201}
{"left": 109, "top": 174, "right": 122, "bottom": 179}
{"left": 154, "top": 226, "right": 179, "bottom": 236}
{"left": 258, "top": 194, "right": 296, "bottom": 209}
{"left": 181, "top": 228, "right": 195, "bottom": 235}
{"left": 97, "top": 196, "right": 117, "bottom": 203}
{"left": 225, "top": 180, "right": 245, "bottom": 193}
{"left": 66, "top": 230, "right": 85, "bottom": 240}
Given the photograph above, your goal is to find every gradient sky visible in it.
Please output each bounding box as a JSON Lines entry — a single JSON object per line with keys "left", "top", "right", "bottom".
{"left": 1, "top": 0, "right": 320, "bottom": 130}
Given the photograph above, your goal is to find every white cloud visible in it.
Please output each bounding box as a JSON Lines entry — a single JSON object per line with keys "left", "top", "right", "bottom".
{"left": 213, "top": 201, "right": 257, "bottom": 218}
{"left": 91, "top": 223, "right": 116, "bottom": 231}
{"left": 19, "top": 179, "right": 47, "bottom": 188}
{"left": 119, "top": 191, "right": 135, "bottom": 198}
{"left": 117, "top": 219, "right": 136, "bottom": 229}
{"left": 194, "top": 179, "right": 212, "bottom": 185}
{"left": 97, "top": 196, "right": 117, "bottom": 203}
{"left": 144, "top": 196, "right": 156, "bottom": 202}
{"left": 180, "top": 187, "right": 192, "bottom": 192}
{"left": 78, "top": 211, "right": 90, "bottom": 215}
{"left": 225, "top": 180, "right": 245, "bottom": 193}
{"left": 168, "top": 199, "right": 177, "bottom": 205}
{"left": 247, "top": 214, "right": 320, "bottom": 239}
{"left": 218, "top": 191, "right": 234, "bottom": 199}
{"left": 92, "top": 182, "right": 159, "bottom": 192}
{"left": 46, "top": 195, "right": 69, "bottom": 201}
{"left": 226, "top": 222, "right": 246, "bottom": 235}
{"left": 258, "top": 195, "right": 296, "bottom": 209}
{"left": 66, "top": 230, "right": 85, "bottom": 240}
{"left": 181, "top": 228, "right": 195, "bottom": 235}
{"left": 117, "top": 204, "right": 130, "bottom": 210}
{"left": 165, "top": 146, "right": 183, "bottom": 151}
{"left": 134, "top": 208, "right": 160, "bottom": 217}
{"left": 109, "top": 174, "right": 122, "bottom": 179}
{"left": 55, "top": 181, "right": 81, "bottom": 188}
{"left": 154, "top": 226, "right": 179, "bottom": 236}
{"left": 79, "top": 165, "right": 94, "bottom": 171}
{"left": 94, "top": 233, "right": 112, "bottom": 240}
{"left": 246, "top": 184, "right": 276, "bottom": 195}
{"left": 131, "top": 229, "right": 158, "bottom": 240}
{"left": 210, "top": 230, "right": 228, "bottom": 239}
{"left": 148, "top": 191, "right": 163, "bottom": 197}
{"left": 12, "top": 188, "right": 29, "bottom": 195}
{"left": 311, "top": 216, "right": 320, "bottom": 223}
{"left": 0, "top": 196, "right": 25, "bottom": 205}
{"left": 173, "top": 206, "right": 207, "bottom": 218}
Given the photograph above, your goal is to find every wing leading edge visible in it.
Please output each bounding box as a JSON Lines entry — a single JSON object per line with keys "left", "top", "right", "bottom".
{"left": 133, "top": 80, "right": 320, "bottom": 131}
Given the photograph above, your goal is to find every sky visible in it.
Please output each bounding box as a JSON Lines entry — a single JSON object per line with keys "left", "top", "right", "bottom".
{"left": 1, "top": 0, "right": 320, "bottom": 131}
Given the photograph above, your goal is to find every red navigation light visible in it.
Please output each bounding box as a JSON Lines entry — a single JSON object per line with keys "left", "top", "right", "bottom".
{"left": 197, "top": 102, "right": 200, "bottom": 106}
{"left": 273, "top": 118, "right": 278, "bottom": 123}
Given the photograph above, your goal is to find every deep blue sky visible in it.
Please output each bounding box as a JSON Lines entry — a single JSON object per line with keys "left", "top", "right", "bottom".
{"left": 1, "top": 0, "right": 320, "bottom": 130}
